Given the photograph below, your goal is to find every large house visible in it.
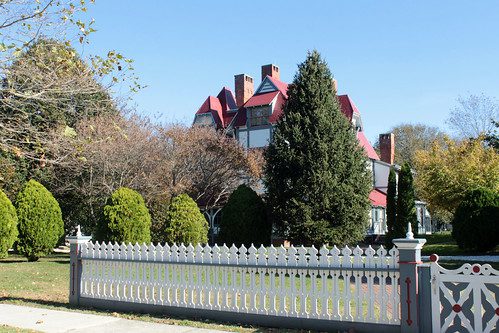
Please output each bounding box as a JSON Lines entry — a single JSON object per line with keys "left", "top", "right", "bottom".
{"left": 193, "top": 64, "right": 431, "bottom": 239}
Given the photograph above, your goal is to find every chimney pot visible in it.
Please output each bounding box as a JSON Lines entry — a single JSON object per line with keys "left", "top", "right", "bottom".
{"left": 234, "top": 74, "right": 254, "bottom": 107}
{"left": 261, "top": 64, "right": 280, "bottom": 81}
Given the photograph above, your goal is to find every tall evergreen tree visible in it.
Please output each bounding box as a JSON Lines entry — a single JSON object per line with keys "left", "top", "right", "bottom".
{"left": 396, "top": 163, "right": 418, "bottom": 237}
{"left": 385, "top": 168, "right": 397, "bottom": 247}
{"left": 264, "top": 50, "right": 372, "bottom": 246}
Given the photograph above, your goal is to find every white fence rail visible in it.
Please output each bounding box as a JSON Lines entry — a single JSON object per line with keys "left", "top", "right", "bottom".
{"left": 78, "top": 242, "right": 400, "bottom": 325}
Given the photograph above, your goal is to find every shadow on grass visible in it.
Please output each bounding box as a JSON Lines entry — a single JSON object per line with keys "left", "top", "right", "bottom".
{"left": 0, "top": 297, "right": 285, "bottom": 333}
{"left": 0, "top": 259, "right": 69, "bottom": 265}
{"left": 0, "top": 296, "right": 70, "bottom": 309}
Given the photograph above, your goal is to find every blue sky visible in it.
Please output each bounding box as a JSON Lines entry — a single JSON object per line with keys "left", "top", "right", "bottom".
{"left": 81, "top": 1, "right": 499, "bottom": 143}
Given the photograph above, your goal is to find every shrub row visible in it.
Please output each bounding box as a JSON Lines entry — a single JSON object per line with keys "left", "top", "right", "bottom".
{"left": 3, "top": 181, "right": 276, "bottom": 261}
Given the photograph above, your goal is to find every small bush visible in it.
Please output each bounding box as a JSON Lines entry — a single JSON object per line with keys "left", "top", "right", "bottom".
{"left": 164, "top": 194, "right": 208, "bottom": 244}
{"left": 0, "top": 188, "right": 18, "bottom": 258}
{"left": 452, "top": 187, "right": 499, "bottom": 252}
{"left": 219, "top": 185, "right": 270, "bottom": 246}
{"left": 98, "top": 187, "right": 151, "bottom": 244}
{"left": 16, "top": 180, "right": 64, "bottom": 261}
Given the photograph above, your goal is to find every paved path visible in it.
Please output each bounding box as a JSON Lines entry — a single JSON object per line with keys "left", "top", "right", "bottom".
{"left": 0, "top": 304, "right": 231, "bottom": 333}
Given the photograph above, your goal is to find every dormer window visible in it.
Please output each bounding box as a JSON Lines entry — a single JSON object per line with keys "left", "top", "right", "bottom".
{"left": 193, "top": 113, "right": 215, "bottom": 127}
{"left": 352, "top": 113, "right": 363, "bottom": 132}
{"left": 249, "top": 106, "right": 270, "bottom": 127}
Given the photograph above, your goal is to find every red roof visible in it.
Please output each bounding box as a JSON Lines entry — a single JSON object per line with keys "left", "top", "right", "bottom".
{"left": 196, "top": 76, "right": 381, "bottom": 162}
{"left": 369, "top": 189, "right": 387, "bottom": 207}
{"left": 267, "top": 76, "right": 289, "bottom": 98}
{"left": 357, "top": 131, "right": 380, "bottom": 160}
{"left": 338, "top": 95, "right": 361, "bottom": 121}
{"left": 195, "top": 87, "right": 238, "bottom": 128}
{"left": 244, "top": 91, "right": 279, "bottom": 108}
{"left": 217, "top": 87, "right": 237, "bottom": 111}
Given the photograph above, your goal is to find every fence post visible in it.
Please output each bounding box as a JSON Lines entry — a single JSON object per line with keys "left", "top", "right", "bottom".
{"left": 393, "top": 223, "right": 426, "bottom": 333}
{"left": 417, "top": 264, "right": 433, "bottom": 333}
{"left": 66, "top": 225, "right": 91, "bottom": 306}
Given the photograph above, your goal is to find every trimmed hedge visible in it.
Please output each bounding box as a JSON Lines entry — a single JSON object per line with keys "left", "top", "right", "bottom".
{"left": 0, "top": 188, "right": 18, "bottom": 258}
{"left": 164, "top": 194, "right": 208, "bottom": 244}
{"left": 16, "top": 180, "right": 64, "bottom": 261}
{"left": 99, "top": 187, "right": 151, "bottom": 244}
{"left": 219, "top": 184, "right": 270, "bottom": 246}
{"left": 452, "top": 187, "right": 499, "bottom": 252}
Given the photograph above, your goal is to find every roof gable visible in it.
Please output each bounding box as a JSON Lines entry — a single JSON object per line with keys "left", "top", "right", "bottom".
{"left": 255, "top": 76, "right": 278, "bottom": 95}
{"left": 217, "top": 87, "right": 237, "bottom": 111}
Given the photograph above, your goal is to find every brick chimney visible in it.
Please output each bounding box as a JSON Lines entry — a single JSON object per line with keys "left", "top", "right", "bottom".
{"left": 234, "top": 74, "right": 254, "bottom": 107}
{"left": 261, "top": 64, "right": 280, "bottom": 81}
{"left": 379, "top": 133, "right": 395, "bottom": 165}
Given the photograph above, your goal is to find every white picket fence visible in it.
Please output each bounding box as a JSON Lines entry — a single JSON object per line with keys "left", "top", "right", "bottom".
{"left": 78, "top": 242, "right": 401, "bottom": 325}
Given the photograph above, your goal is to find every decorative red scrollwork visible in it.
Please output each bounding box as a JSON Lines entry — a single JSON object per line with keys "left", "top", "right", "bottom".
{"left": 405, "top": 277, "right": 413, "bottom": 326}
{"left": 472, "top": 265, "right": 480, "bottom": 273}
{"left": 495, "top": 307, "right": 499, "bottom": 316}
{"left": 429, "top": 254, "right": 439, "bottom": 262}
{"left": 452, "top": 304, "right": 462, "bottom": 313}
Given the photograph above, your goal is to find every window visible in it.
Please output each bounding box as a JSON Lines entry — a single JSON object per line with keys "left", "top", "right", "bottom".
{"left": 249, "top": 107, "right": 270, "bottom": 127}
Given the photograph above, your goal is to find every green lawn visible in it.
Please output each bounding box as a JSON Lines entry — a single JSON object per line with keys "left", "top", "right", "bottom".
{"left": 421, "top": 231, "right": 499, "bottom": 256}
{"left": 0, "top": 253, "right": 308, "bottom": 332}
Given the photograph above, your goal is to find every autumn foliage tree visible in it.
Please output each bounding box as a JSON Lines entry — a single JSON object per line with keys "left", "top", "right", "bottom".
{"left": 375, "top": 123, "right": 446, "bottom": 166}
{"left": 48, "top": 115, "right": 262, "bottom": 235}
{"left": 414, "top": 136, "right": 499, "bottom": 215}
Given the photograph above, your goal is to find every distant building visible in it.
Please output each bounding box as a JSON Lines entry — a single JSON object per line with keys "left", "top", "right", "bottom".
{"left": 193, "top": 64, "right": 431, "bottom": 239}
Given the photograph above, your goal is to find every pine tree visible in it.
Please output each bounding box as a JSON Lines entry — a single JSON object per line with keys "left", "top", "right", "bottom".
{"left": 219, "top": 184, "right": 271, "bottom": 246}
{"left": 264, "top": 50, "right": 372, "bottom": 246}
{"left": 396, "top": 163, "right": 417, "bottom": 237}
{"left": 385, "top": 168, "right": 397, "bottom": 247}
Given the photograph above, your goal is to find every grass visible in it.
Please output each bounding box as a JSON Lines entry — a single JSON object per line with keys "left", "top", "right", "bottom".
{"left": 421, "top": 231, "right": 499, "bottom": 256}
{"left": 0, "top": 325, "right": 40, "bottom": 333}
{"left": 0, "top": 253, "right": 331, "bottom": 332}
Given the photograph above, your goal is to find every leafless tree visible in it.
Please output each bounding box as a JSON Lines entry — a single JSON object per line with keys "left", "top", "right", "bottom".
{"left": 447, "top": 93, "right": 499, "bottom": 139}
{"left": 48, "top": 115, "right": 263, "bottom": 232}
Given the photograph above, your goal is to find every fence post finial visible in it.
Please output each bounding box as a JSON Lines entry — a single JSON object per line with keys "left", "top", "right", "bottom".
{"left": 406, "top": 222, "right": 414, "bottom": 239}
{"left": 66, "top": 226, "right": 91, "bottom": 306}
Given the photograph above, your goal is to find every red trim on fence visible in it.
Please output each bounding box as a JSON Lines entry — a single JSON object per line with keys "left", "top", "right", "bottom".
{"left": 453, "top": 304, "right": 462, "bottom": 313}
{"left": 399, "top": 261, "right": 423, "bottom": 265}
{"left": 405, "top": 277, "right": 413, "bottom": 326}
{"left": 495, "top": 307, "right": 499, "bottom": 316}
{"left": 429, "top": 254, "right": 439, "bottom": 262}
{"left": 473, "top": 265, "right": 480, "bottom": 273}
